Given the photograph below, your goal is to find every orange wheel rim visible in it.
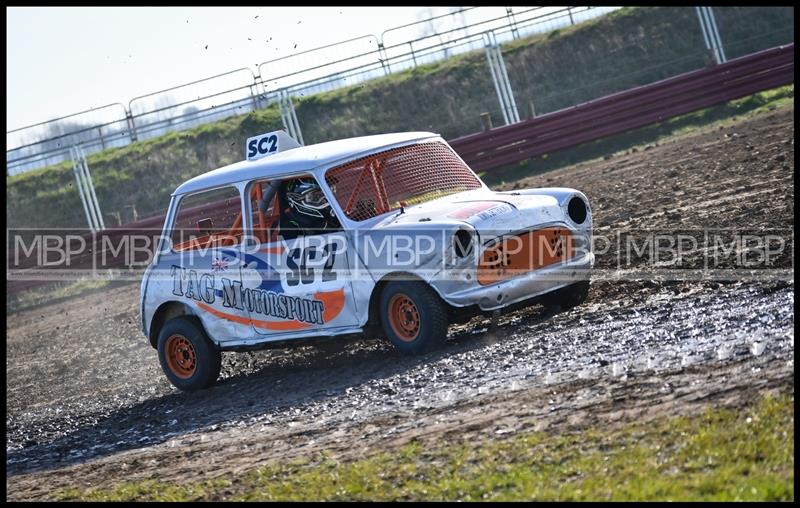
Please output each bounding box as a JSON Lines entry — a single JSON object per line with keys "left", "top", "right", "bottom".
{"left": 165, "top": 334, "right": 196, "bottom": 379}
{"left": 388, "top": 293, "right": 421, "bottom": 342}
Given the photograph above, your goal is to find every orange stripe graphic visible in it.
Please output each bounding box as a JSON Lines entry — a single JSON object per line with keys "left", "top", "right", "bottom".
{"left": 316, "top": 288, "right": 346, "bottom": 322}
{"left": 196, "top": 288, "right": 346, "bottom": 331}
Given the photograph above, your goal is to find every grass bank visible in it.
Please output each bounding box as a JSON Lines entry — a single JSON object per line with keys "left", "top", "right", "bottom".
{"left": 55, "top": 392, "right": 794, "bottom": 501}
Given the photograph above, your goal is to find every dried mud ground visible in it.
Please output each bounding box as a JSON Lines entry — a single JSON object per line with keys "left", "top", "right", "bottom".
{"left": 6, "top": 106, "right": 794, "bottom": 500}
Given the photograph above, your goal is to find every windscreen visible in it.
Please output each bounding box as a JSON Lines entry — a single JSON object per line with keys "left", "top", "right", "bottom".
{"left": 325, "top": 141, "right": 483, "bottom": 222}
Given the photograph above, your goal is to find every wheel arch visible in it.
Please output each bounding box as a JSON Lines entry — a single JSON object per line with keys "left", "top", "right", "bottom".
{"left": 365, "top": 272, "right": 447, "bottom": 331}
{"left": 148, "top": 301, "right": 196, "bottom": 349}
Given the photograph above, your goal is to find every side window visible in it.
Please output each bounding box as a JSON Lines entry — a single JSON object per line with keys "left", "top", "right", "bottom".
{"left": 246, "top": 179, "right": 281, "bottom": 245}
{"left": 247, "top": 175, "right": 342, "bottom": 245}
{"left": 170, "top": 186, "right": 243, "bottom": 252}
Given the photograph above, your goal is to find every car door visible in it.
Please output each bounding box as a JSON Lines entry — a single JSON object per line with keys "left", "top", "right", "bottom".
{"left": 227, "top": 177, "right": 360, "bottom": 337}
{"left": 159, "top": 185, "right": 254, "bottom": 343}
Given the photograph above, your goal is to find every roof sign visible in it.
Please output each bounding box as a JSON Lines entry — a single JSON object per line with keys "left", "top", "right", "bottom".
{"left": 245, "top": 130, "right": 301, "bottom": 161}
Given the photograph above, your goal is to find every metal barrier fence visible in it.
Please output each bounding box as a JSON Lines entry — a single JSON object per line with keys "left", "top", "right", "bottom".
{"left": 7, "top": 6, "right": 617, "bottom": 176}
{"left": 6, "top": 43, "right": 794, "bottom": 294}
{"left": 7, "top": 103, "right": 132, "bottom": 175}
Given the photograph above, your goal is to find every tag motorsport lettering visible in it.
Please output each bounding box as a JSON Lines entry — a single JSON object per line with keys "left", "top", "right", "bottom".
{"left": 170, "top": 266, "right": 325, "bottom": 325}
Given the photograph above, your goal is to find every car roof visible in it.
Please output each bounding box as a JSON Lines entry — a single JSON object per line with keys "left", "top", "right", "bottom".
{"left": 173, "top": 131, "right": 439, "bottom": 196}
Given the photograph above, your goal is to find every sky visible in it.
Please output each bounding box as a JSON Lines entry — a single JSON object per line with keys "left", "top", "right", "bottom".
{"left": 7, "top": 6, "right": 475, "bottom": 132}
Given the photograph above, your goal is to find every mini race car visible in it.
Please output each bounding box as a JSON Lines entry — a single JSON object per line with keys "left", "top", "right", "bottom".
{"left": 140, "top": 130, "right": 594, "bottom": 391}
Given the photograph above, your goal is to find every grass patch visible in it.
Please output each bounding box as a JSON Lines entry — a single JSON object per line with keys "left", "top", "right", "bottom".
{"left": 54, "top": 392, "right": 794, "bottom": 501}
{"left": 481, "top": 83, "right": 794, "bottom": 188}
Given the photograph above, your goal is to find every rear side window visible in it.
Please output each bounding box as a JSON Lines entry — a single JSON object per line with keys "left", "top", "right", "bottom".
{"left": 325, "top": 141, "right": 483, "bottom": 222}
{"left": 170, "top": 186, "right": 242, "bottom": 251}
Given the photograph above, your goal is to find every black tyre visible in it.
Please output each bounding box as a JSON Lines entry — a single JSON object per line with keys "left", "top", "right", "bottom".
{"left": 157, "top": 316, "right": 222, "bottom": 391}
{"left": 379, "top": 280, "right": 449, "bottom": 354}
{"left": 548, "top": 279, "right": 590, "bottom": 309}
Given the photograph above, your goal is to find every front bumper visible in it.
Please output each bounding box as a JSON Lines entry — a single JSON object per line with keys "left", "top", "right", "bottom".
{"left": 441, "top": 251, "right": 594, "bottom": 311}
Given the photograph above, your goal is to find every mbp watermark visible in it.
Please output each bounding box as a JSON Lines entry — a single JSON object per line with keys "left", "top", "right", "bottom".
{"left": 606, "top": 228, "right": 793, "bottom": 280}
{"left": 6, "top": 227, "right": 794, "bottom": 288}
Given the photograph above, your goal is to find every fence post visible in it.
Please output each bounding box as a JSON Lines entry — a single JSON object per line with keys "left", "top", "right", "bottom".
{"left": 79, "top": 145, "right": 105, "bottom": 230}
{"left": 568, "top": 7, "right": 575, "bottom": 25}
{"left": 480, "top": 112, "right": 493, "bottom": 131}
{"left": 125, "top": 204, "right": 138, "bottom": 224}
{"left": 484, "top": 32, "right": 520, "bottom": 126}
{"left": 97, "top": 126, "right": 106, "bottom": 150}
{"left": 695, "top": 6, "right": 726, "bottom": 65}
{"left": 485, "top": 43, "right": 510, "bottom": 125}
{"left": 250, "top": 79, "right": 261, "bottom": 111}
{"left": 71, "top": 146, "right": 96, "bottom": 233}
{"left": 495, "top": 45, "right": 520, "bottom": 123}
{"left": 378, "top": 43, "right": 391, "bottom": 75}
{"left": 506, "top": 8, "right": 520, "bottom": 39}
{"left": 705, "top": 6, "right": 727, "bottom": 63}
{"left": 279, "top": 91, "right": 304, "bottom": 145}
{"left": 287, "top": 94, "right": 304, "bottom": 146}
{"left": 125, "top": 108, "right": 138, "bottom": 142}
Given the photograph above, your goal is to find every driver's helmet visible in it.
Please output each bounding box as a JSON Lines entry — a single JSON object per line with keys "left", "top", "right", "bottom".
{"left": 284, "top": 178, "right": 332, "bottom": 220}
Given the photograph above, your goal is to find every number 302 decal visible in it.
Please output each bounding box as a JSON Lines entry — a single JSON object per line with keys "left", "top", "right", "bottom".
{"left": 285, "top": 242, "right": 339, "bottom": 286}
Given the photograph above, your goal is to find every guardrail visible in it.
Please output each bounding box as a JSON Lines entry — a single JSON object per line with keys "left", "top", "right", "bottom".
{"left": 450, "top": 43, "right": 794, "bottom": 171}
{"left": 6, "top": 44, "right": 794, "bottom": 295}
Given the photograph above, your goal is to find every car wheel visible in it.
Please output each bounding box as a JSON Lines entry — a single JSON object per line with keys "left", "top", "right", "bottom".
{"left": 157, "top": 316, "right": 222, "bottom": 391}
{"left": 548, "top": 279, "right": 590, "bottom": 309}
{"left": 379, "top": 280, "right": 449, "bottom": 354}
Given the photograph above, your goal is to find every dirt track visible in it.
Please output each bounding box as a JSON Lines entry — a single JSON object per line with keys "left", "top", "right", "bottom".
{"left": 6, "top": 106, "right": 794, "bottom": 500}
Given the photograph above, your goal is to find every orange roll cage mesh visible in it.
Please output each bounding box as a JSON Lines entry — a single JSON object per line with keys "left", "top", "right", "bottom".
{"left": 326, "top": 141, "right": 483, "bottom": 222}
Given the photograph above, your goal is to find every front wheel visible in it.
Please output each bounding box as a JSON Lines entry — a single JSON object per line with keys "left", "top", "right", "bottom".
{"left": 157, "top": 316, "right": 222, "bottom": 391}
{"left": 379, "top": 280, "right": 450, "bottom": 354}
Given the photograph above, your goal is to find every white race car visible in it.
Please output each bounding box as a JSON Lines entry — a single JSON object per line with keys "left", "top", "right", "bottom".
{"left": 140, "top": 130, "right": 594, "bottom": 391}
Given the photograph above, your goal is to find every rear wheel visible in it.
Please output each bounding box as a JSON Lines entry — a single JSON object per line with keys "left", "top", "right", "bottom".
{"left": 157, "top": 316, "right": 221, "bottom": 391}
{"left": 547, "top": 279, "right": 590, "bottom": 309}
{"left": 380, "top": 281, "right": 449, "bottom": 354}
